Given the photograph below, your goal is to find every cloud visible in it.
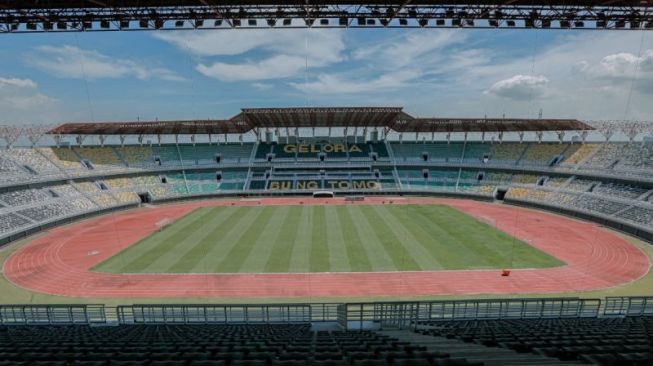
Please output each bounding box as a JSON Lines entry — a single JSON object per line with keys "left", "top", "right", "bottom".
{"left": 156, "top": 29, "right": 345, "bottom": 81}
{"left": 0, "top": 77, "right": 37, "bottom": 89}
{"left": 573, "top": 49, "right": 653, "bottom": 93}
{"left": 0, "top": 75, "right": 57, "bottom": 121}
{"left": 252, "top": 82, "right": 273, "bottom": 91}
{"left": 29, "top": 45, "right": 185, "bottom": 81}
{"left": 291, "top": 69, "right": 421, "bottom": 95}
{"left": 485, "top": 74, "right": 549, "bottom": 101}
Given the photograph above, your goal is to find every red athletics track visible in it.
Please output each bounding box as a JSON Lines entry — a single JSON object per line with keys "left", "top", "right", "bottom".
{"left": 2, "top": 197, "right": 650, "bottom": 298}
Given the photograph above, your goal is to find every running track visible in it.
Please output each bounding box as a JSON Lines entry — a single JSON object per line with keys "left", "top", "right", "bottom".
{"left": 3, "top": 197, "right": 650, "bottom": 298}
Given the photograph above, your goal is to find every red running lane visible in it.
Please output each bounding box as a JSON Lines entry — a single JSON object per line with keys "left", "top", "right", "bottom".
{"left": 3, "top": 197, "right": 650, "bottom": 299}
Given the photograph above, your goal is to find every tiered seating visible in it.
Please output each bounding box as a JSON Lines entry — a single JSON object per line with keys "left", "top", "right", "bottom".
{"left": 565, "top": 178, "right": 597, "bottom": 192}
{"left": 616, "top": 143, "right": 653, "bottom": 170}
{"left": 462, "top": 143, "right": 491, "bottom": 163}
{"left": 114, "top": 192, "right": 141, "bottom": 205}
{"left": 570, "top": 195, "right": 630, "bottom": 215}
{"left": 152, "top": 146, "right": 181, "bottom": 166}
{"left": 255, "top": 143, "right": 273, "bottom": 159}
{"left": 0, "top": 155, "right": 30, "bottom": 184}
{"left": 560, "top": 144, "right": 597, "bottom": 166}
{"left": 0, "top": 188, "right": 51, "bottom": 206}
{"left": 218, "top": 144, "right": 254, "bottom": 163}
{"left": 511, "top": 174, "right": 539, "bottom": 184}
{"left": 116, "top": 146, "right": 154, "bottom": 166}
{"left": 0, "top": 324, "right": 481, "bottom": 366}
{"left": 617, "top": 205, "right": 653, "bottom": 226}
{"left": 593, "top": 183, "right": 648, "bottom": 199}
{"left": 418, "top": 316, "right": 653, "bottom": 365}
{"left": 75, "top": 182, "right": 101, "bottom": 194}
{"left": 3, "top": 148, "right": 61, "bottom": 175}
{"left": 544, "top": 177, "right": 568, "bottom": 187}
{"left": 520, "top": 143, "right": 566, "bottom": 165}
{"left": 506, "top": 187, "right": 532, "bottom": 199}
{"left": 489, "top": 144, "right": 526, "bottom": 164}
{"left": 348, "top": 142, "right": 371, "bottom": 159}
{"left": 370, "top": 143, "right": 389, "bottom": 158}
{"left": 75, "top": 147, "right": 124, "bottom": 168}
{"left": 17, "top": 201, "right": 75, "bottom": 221}
{"left": 92, "top": 193, "right": 118, "bottom": 208}
{"left": 584, "top": 143, "right": 622, "bottom": 168}
{"left": 484, "top": 172, "right": 512, "bottom": 184}
{"left": 272, "top": 144, "right": 296, "bottom": 159}
{"left": 185, "top": 172, "right": 219, "bottom": 194}
{"left": 0, "top": 213, "right": 32, "bottom": 235}
{"left": 39, "top": 148, "right": 84, "bottom": 170}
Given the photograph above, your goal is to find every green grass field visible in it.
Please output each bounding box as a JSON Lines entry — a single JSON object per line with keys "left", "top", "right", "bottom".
{"left": 93, "top": 204, "right": 562, "bottom": 274}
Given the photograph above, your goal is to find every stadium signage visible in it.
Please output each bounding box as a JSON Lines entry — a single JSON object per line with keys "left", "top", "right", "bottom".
{"left": 268, "top": 180, "right": 380, "bottom": 190}
{"left": 282, "top": 143, "right": 363, "bottom": 154}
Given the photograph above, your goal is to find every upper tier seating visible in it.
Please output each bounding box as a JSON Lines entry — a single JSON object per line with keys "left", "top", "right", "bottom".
{"left": 616, "top": 142, "right": 653, "bottom": 170}
{"left": 0, "top": 155, "right": 31, "bottom": 184}
{"left": 584, "top": 143, "right": 622, "bottom": 168}
{"left": 75, "top": 147, "right": 124, "bottom": 168}
{"left": 462, "top": 143, "right": 491, "bottom": 163}
{"left": 560, "top": 144, "right": 597, "bottom": 166}
{"left": 116, "top": 146, "right": 154, "bottom": 166}
{"left": 489, "top": 144, "right": 526, "bottom": 164}
{"left": 0, "top": 213, "right": 32, "bottom": 235}
{"left": 3, "top": 148, "right": 62, "bottom": 175}
{"left": 519, "top": 143, "right": 566, "bottom": 165}
{"left": 38, "top": 148, "right": 85, "bottom": 172}
{"left": 617, "top": 205, "right": 653, "bottom": 226}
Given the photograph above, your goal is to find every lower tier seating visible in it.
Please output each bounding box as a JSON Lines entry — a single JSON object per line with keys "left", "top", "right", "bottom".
{"left": 0, "top": 324, "right": 482, "bottom": 366}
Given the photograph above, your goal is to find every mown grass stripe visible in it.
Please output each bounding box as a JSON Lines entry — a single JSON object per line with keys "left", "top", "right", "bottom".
{"left": 346, "top": 205, "right": 397, "bottom": 271}
{"left": 288, "top": 206, "right": 312, "bottom": 272}
{"left": 358, "top": 205, "right": 423, "bottom": 271}
{"left": 335, "top": 206, "right": 373, "bottom": 272}
{"left": 240, "top": 206, "right": 291, "bottom": 272}
{"left": 309, "top": 206, "right": 330, "bottom": 272}
{"left": 384, "top": 205, "right": 471, "bottom": 269}
{"left": 264, "top": 206, "right": 302, "bottom": 272}
{"left": 107, "top": 208, "right": 215, "bottom": 273}
{"left": 324, "top": 206, "right": 352, "bottom": 272}
{"left": 141, "top": 206, "right": 238, "bottom": 272}
{"left": 164, "top": 206, "right": 251, "bottom": 272}
{"left": 369, "top": 205, "right": 444, "bottom": 270}
{"left": 213, "top": 206, "right": 275, "bottom": 273}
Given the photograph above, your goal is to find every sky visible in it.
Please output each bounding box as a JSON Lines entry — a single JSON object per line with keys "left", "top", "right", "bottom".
{"left": 0, "top": 28, "right": 652, "bottom": 125}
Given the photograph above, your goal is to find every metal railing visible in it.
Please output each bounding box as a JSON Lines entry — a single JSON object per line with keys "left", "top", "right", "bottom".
{"left": 117, "top": 304, "right": 312, "bottom": 324}
{"left": 0, "top": 304, "right": 106, "bottom": 325}
{"left": 603, "top": 297, "right": 653, "bottom": 316}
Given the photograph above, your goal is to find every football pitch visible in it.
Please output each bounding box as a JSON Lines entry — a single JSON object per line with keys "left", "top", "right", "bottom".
{"left": 93, "top": 204, "right": 563, "bottom": 274}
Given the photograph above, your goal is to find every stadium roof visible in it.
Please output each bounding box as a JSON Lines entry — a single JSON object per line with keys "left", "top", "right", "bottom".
{"left": 49, "top": 107, "right": 594, "bottom": 135}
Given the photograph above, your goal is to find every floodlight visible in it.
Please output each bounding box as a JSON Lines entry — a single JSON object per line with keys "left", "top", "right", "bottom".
{"left": 574, "top": 21, "right": 584, "bottom": 28}
{"left": 175, "top": 20, "right": 184, "bottom": 27}
{"left": 119, "top": 20, "right": 129, "bottom": 29}
{"left": 267, "top": 18, "right": 277, "bottom": 26}
{"left": 418, "top": 18, "right": 428, "bottom": 27}
{"left": 139, "top": 19, "right": 148, "bottom": 28}
{"left": 436, "top": 19, "right": 445, "bottom": 26}
{"left": 542, "top": 19, "right": 551, "bottom": 28}
{"left": 154, "top": 19, "right": 163, "bottom": 29}
{"left": 339, "top": 17, "right": 348, "bottom": 26}
{"left": 399, "top": 18, "right": 408, "bottom": 26}
{"left": 489, "top": 19, "right": 498, "bottom": 27}
{"left": 506, "top": 20, "right": 515, "bottom": 27}
{"left": 357, "top": 17, "right": 365, "bottom": 26}
{"left": 248, "top": 19, "right": 256, "bottom": 26}
{"left": 282, "top": 18, "right": 291, "bottom": 26}
{"left": 560, "top": 20, "right": 570, "bottom": 28}
{"left": 100, "top": 20, "right": 110, "bottom": 29}
{"left": 214, "top": 20, "right": 222, "bottom": 26}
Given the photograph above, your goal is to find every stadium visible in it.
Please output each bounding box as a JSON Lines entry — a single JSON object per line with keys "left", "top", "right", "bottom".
{"left": 2, "top": 0, "right": 653, "bottom": 365}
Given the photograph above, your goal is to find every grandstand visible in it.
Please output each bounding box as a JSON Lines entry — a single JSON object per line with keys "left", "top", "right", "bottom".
{"left": 0, "top": 107, "right": 651, "bottom": 245}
